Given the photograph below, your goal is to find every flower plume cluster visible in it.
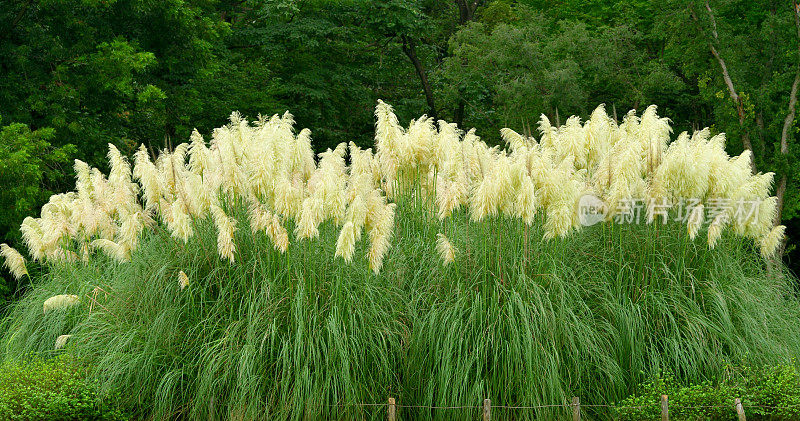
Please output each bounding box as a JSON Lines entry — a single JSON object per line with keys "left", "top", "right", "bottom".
{"left": 1, "top": 102, "right": 785, "bottom": 275}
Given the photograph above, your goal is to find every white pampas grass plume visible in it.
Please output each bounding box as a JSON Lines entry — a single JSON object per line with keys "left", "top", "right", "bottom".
{"left": 368, "top": 203, "right": 396, "bottom": 274}
{"left": 55, "top": 334, "right": 72, "bottom": 350}
{"left": 1, "top": 244, "right": 28, "bottom": 279}
{"left": 436, "top": 172, "right": 466, "bottom": 221}
{"left": 168, "top": 198, "right": 194, "bottom": 243}
{"left": 501, "top": 128, "right": 528, "bottom": 152}
{"left": 188, "top": 129, "right": 211, "bottom": 175}
{"left": 91, "top": 239, "right": 130, "bottom": 262}
{"left": 119, "top": 211, "right": 144, "bottom": 251}
{"left": 248, "top": 201, "right": 272, "bottom": 233}
{"left": 295, "top": 197, "right": 323, "bottom": 240}
{"left": 707, "top": 214, "right": 727, "bottom": 249}
{"left": 687, "top": 204, "right": 705, "bottom": 240}
{"left": 347, "top": 196, "right": 368, "bottom": 229}
{"left": 107, "top": 143, "right": 137, "bottom": 213}
{"left": 469, "top": 180, "right": 493, "bottom": 222}
{"left": 133, "top": 145, "right": 163, "bottom": 210}
{"left": 20, "top": 217, "right": 45, "bottom": 261}
{"left": 374, "top": 100, "right": 403, "bottom": 153}
{"left": 368, "top": 234, "right": 390, "bottom": 274}
{"left": 514, "top": 175, "right": 537, "bottom": 225}
{"left": 267, "top": 215, "right": 289, "bottom": 253}
{"left": 210, "top": 205, "right": 237, "bottom": 263}
{"left": 543, "top": 204, "right": 573, "bottom": 239}
{"left": 275, "top": 180, "right": 303, "bottom": 219}
{"left": 43, "top": 294, "right": 80, "bottom": 313}
{"left": 178, "top": 270, "right": 190, "bottom": 290}
{"left": 74, "top": 159, "right": 92, "bottom": 199}
{"left": 760, "top": 225, "right": 786, "bottom": 259}
{"left": 435, "top": 233, "right": 456, "bottom": 265}
{"left": 335, "top": 221, "right": 357, "bottom": 263}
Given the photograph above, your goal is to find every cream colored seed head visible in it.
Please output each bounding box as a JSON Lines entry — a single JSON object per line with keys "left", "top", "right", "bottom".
{"left": 178, "top": 270, "right": 190, "bottom": 290}
{"left": 43, "top": 294, "right": 80, "bottom": 313}
{"left": 335, "top": 221, "right": 357, "bottom": 263}
{"left": 760, "top": 225, "right": 786, "bottom": 259}
{"left": 435, "top": 233, "right": 456, "bottom": 266}
{"left": 54, "top": 334, "right": 72, "bottom": 350}
{"left": 0, "top": 244, "right": 28, "bottom": 280}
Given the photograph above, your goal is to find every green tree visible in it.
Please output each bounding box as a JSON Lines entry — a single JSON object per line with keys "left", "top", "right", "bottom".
{"left": 0, "top": 0, "right": 230, "bottom": 161}
{"left": 0, "top": 120, "right": 75, "bottom": 300}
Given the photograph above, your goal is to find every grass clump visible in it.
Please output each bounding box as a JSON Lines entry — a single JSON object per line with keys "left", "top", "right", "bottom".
{"left": 1, "top": 103, "right": 799, "bottom": 419}
{"left": 2, "top": 211, "right": 800, "bottom": 420}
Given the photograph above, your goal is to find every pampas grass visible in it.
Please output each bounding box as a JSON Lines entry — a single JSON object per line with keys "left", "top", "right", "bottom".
{"left": 1, "top": 102, "right": 798, "bottom": 420}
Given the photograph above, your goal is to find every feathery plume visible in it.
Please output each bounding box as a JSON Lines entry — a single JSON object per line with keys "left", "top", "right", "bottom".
{"left": 435, "top": 233, "right": 456, "bottom": 265}
{"left": 43, "top": 294, "right": 80, "bottom": 313}
{"left": 55, "top": 334, "right": 72, "bottom": 350}
{"left": 210, "top": 205, "right": 237, "bottom": 263}
{"left": 267, "top": 215, "right": 289, "bottom": 253}
{"left": 760, "top": 225, "right": 786, "bottom": 259}
{"left": 707, "top": 214, "right": 727, "bottom": 249}
{"left": 178, "top": 270, "right": 190, "bottom": 290}
{"left": 1, "top": 244, "right": 28, "bottom": 279}
{"left": 91, "top": 239, "right": 130, "bottom": 262}
{"left": 335, "top": 221, "right": 357, "bottom": 263}
{"left": 687, "top": 204, "right": 705, "bottom": 240}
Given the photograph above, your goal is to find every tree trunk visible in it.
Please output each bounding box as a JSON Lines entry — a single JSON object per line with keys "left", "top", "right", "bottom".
{"left": 690, "top": 2, "right": 756, "bottom": 171}
{"left": 454, "top": 0, "right": 480, "bottom": 25}
{"left": 452, "top": 0, "right": 481, "bottom": 127}
{"left": 776, "top": 1, "right": 800, "bottom": 227}
{"left": 776, "top": 72, "right": 799, "bottom": 226}
{"left": 454, "top": 100, "right": 465, "bottom": 128}
{"left": 401, "top": 35, "right": 438, "bottom": 120}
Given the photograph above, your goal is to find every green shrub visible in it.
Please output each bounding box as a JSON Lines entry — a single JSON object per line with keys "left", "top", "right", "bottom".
{"left": 616, "top": 363, "right": 800, "bottom": 420}
{"left": 0, "top": 354, "right": 128, "bottom": 421}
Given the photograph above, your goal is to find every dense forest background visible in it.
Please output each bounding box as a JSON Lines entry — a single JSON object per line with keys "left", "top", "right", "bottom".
{"left": 1, "top": 0, "right": 799, "bottom": 301}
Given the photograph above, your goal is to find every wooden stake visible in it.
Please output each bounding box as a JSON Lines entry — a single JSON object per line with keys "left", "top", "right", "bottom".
{"left": 734, "top": 398, "right": 746, "bottom": 421}
{"left": 572, "top": 396, "right": 581, "bottom": 421}
{"left": 388, "top": 397, "right": 396, "bottom": 421}
{"left": 483, "top": 398, "right": 491, "bottom": 421}
{"left": 661, "top": 394, "right": 669, "bottom": 421}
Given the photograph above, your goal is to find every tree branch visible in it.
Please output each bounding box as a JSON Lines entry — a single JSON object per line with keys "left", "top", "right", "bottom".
{"left": 401, "top": 35, "right": 438, "bottom": 120}
{"left": 689, "top": 2, "right": 755, "bottom": 170}
{"left": 452, "top": 0, "right": 482, "bottom": 126}
{"left": 775, "top": 1, "right": 800, "bottom": 230}
{"left": 0, "top": 0, "right": 34, "bottom": 39}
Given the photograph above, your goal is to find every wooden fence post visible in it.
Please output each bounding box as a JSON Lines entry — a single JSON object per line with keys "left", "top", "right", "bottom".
{"left": 388, "top": 397, "right": 396, "bottom": 421}
{"left": 572, "top": 396, "right": 581, "bottom": 421}
{"left": 734, "top": 398, "right": 746, "bottom": 421}
{"left": 483, "top": 398, "right": 491, "bottom": 421}
{"left": 661, "top": 394, "right": 669, "bottom": 421}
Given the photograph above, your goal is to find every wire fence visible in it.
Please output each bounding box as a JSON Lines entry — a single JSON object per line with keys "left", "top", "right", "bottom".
{"left": 334, "top": 395, "right": 800, "bottom": 420}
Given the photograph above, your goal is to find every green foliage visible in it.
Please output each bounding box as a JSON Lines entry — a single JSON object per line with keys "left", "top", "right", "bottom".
{"left": 0, "top": 355, "right": 128, "bottom": 421}
{"left": 2, "top": 0, "right": 799, "bottom": 227}
{"left": 0, "top": 121, "right": 74, "bottom": 302}
{"left": 0, "top": 0, "right": 229, "bottom": 162}
{"left": 616, "top": 363, "right": 800, "bottom": 420}
{"left": 0, "top": 121, "right": 74, "bottom": 243}
{"left": 2, "top": 198, "right": 800, "bottom": 420}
